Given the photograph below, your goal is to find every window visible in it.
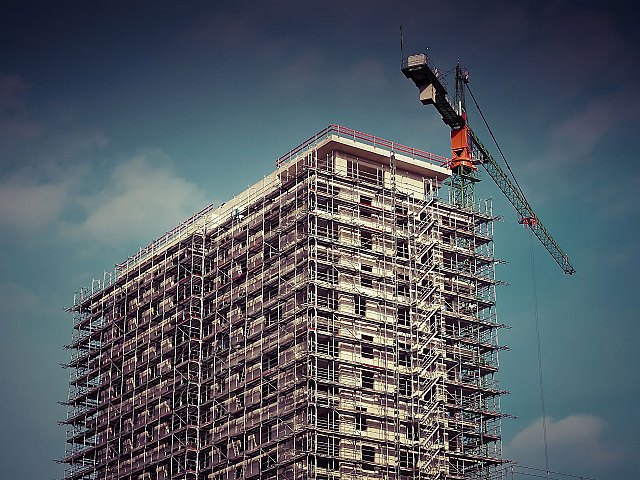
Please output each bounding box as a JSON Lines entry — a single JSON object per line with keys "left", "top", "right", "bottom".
{"left": 347, "top": 159, "right": 383, "bottom": 185}
{"left": 361, "top": 230, "right": 373, "bottom": 250}
{"left": 360, "top": 164, "right": 384, "bottom": 186}
{"left": 261, "top": 454, "right": 276, "bottom": 470}
{"left": 399, "top": 376, "right": 412, "bottom": 396}
{"left": 399, "top": 449, "right": 415, "bottom": 469}
{"left": 318, "top": 197, "right": 336, "bottom": 213}
{"left": 314, "top": 219, "right": 338, "bottom": 240}
{"left": 264, "top": 286, "right": 278, "bottom": 302}
{"left": 355, "top": 412, "right": 368, "bottom": 431}
{"left": 360, "top": 196, "right": 373, "bottom": 217}
{"left": 318, "top": 265, "right": 337, "bottom": 284}
{"left": 347, "top": 159, "right": 357, "bottom": 178}
{"left": 317, "top": 182, "right": 337, "bottom": 196}
{"left": 316, "top": 335, "right": 338, "bottom": 357}
{"left": 354, "top": 295, "right": 365, "bottom": 315}
{"left": 361, "top": 334, "right": 374, "bottom": 359}
{"left": 398, "top": 307, "right": 410, "bottom": 326}
{"left": 395, "top": 206, "right": 408, "bottom": 227}
{"left": 261, "top": 377, "right": 277, "bottom": 397}
{"left": 264, "top": 240, "right": 278, "bottom": 260}
{"left": 396, "top": 239, "right": 409, "bottom": 258}
{"left": 421, "top": 250, "right": 432, "bottom": 265}
{"left": 318, "top": 407, "right": 339, "bottom": 432}
{"left": 424, "top": 178, "right": 435, "bottom": 198}
{"left": 313, "top": 287, "right": 337, "bottom": 310}
{"left": 396, "top": 282, "right": 410, "bottom": 297}
{"left": 362, "top": 370, "right": 375, "bottom": 389}
{"left": 262, "top": 353, "right": 278, "bottom": 371}
{"left": 260, "top": 424, "right": 272, "bottom": 444}
{"left": 318, "top": 156, "right": 335, "bottom": 173}
{"left": 362, "top": 445, "right": 376, "bottom": 469}
{"left": 267, "top": 304, "right": 283, "bottom": 325}
{"left": 355, "top": 295, "right": 366, "bottom": 316}
{"left": 398, "top": 346, "right": 411, "bottom": 367}
{"left": 317, "top": 436, "right": 339, "bottom": 470}
{"left": 406, "top": 423, "right": 418, "bottom": 441}
{"left": 215, "top": 332, "right": 229, "bottom": 351}
{"left": 361, "top": 264, "right": 373, "bottom": 288}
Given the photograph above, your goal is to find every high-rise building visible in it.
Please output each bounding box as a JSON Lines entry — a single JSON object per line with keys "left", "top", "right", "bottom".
{"left": 62, "top": 125, "right": 505, "bottom": 480}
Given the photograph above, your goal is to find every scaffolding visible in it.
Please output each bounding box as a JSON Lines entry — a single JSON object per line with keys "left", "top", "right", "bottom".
{"left": 61, "top": 125, "right": 507, "bottom": 480}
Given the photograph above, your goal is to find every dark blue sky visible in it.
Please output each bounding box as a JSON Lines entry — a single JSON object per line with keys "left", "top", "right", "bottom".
{"left": 1, "top": 1, "right": 638, "bottom": 478}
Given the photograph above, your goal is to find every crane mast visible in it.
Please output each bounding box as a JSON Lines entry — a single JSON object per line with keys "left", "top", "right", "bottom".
{"left": 401, "top": 53, "right": 575, "bottom": 275}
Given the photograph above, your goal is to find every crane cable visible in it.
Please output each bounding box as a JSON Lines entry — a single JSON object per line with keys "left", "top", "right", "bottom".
{"left": 463, "top": 74, "right": 552, "bottom": 475}
{"left": 465, "top": 83, "right": 528, "bottom": 203}
{"left": 529, "top": 230, "right": 551, "bottom": 479}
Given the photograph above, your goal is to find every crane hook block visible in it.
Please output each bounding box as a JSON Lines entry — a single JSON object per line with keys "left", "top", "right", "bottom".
{"left": 450, "top": 126, "right": 477, "bottom": 171}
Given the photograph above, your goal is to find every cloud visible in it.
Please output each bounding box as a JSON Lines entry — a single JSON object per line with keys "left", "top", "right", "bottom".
{"left": 0, "top": 116, "right": 43, "bottom": 142}
{"left": 0, "top": 173, "right": 73, "bottom": 230}
{"left": 0, "top": 72, "right": 43, "bottom": 143}
{"left": 0, "top": 149, "right": 210, "bottom": 248}
{"left": 545, "top": 92, "right": 627, "bottom": 164}
{"left": 472, "top": 4, "right": 636, "bottom": 175}
{"left": 65, "top": 153, "right": 210, "bottom": 245}
{"left": 0, "top": 73, "right": 28, "bottom": 111}
{"left": 333, "top": 58, "right": 389, "bottom": 90}
{"left": 496, "top": 5, "right": 630, "bottom": 99}
{"left": 506, "top": 414, "right": 625, "bottom": 472}
{"left": 0, "top": 70, "right": 208, "bottom": 248}
{"left": 0, "top": 281, "right": 38, "bottom": 320}
{"left": 51, "top": 127, "right": 108, "bottom": 158}
{"left": 183, "top": 8, "right": 390, "bottom": 100}
{"left": 184, "top": 11, "right": 293, "bottom": 59}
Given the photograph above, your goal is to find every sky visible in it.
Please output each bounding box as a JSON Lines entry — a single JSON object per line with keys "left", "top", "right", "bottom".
{"left": 1, "top": 1, "right": 638, "bottom": 478}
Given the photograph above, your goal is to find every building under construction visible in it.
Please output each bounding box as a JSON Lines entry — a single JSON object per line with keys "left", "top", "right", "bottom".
{"left": 62, "top": 125, "right": 506, "bottom": 480}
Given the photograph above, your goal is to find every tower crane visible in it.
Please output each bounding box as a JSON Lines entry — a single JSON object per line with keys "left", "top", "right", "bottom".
{"left": 401, "top": 53, "right": 575, "bottom": 275}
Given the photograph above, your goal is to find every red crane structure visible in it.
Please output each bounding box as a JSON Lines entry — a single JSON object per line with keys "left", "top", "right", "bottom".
{"left": 402, "top": 53, "right": 575, "bottom": 275}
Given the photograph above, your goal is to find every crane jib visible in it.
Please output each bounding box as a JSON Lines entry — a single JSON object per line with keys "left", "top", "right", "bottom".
{"left": 401, "top": 54, "right": 465, "bottom": 129}
{"left": 401, "top": 53, "right": 575, "bottom": 275}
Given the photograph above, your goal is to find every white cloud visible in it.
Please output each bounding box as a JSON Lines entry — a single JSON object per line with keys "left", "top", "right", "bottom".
{"left": 525, "top": 87, "right": 637, "bottom": 179}
{"left": 0, "top": 151, "right": 210, "bottom": 247}
{"left": 506, "top": 414, "right": 624, "bottom": 472}
{"left": 51, "top": 127, "right": 108, "bottom": 157}
{"left": 66, "top": 153, "right": 209, "bottom": 245}
{"left": 0, "top": 174, "right": 72, "bottom": 230}
{"left": 0, "top": 70, "right": 192, "bottom": 249}
{"left": 0, "top": 73, "right": 208, "bottom": 248}
{"left": 546, "top": 93, "right": 623, "bottom": 163}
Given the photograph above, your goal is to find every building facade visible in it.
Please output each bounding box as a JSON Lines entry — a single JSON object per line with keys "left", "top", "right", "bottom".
{"left": 62, "top": 125, "right": 505, "bottom": 480}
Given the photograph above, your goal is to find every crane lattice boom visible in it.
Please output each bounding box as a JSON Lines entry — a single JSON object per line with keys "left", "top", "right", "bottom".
{"left": 401, "top": 53, "right": 575, "bottom": 275}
